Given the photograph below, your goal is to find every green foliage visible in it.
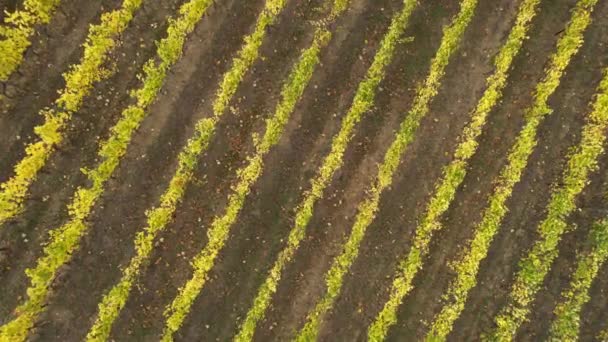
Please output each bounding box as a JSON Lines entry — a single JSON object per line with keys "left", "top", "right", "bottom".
{"left": 367, "top": 0, "right": 541, "bottom": 339}
{"left": 0, "top": 0, "right": 62, "bottom": 80}
{"left": 549, "top": 218, "right": 608, "bottom": 341}
{"left": 490, "top": 64, "right": 608, "bottom": 341}
{"left": 425, "top": 1, "right": 598, "bottom": 340}
{"left": 0, "top": 0, "right": 144, "bottom": 226}
{"left": 295, "top": 0, "right": 480, "bottom": 340}
{"left": 235, "top": 1, "right": 417, "bottom": 340}
{"left": 0, "top": 0, "right": 213, "bottom": 340}
{"left": 161, "top": 22, "right": 330, "bottom": 342}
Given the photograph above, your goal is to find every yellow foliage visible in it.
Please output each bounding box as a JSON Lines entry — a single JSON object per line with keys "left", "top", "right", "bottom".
{"left": 0, "top": 0, "right": 211, "bottom": 340}
{"left": 296, "top": 0, "right": 480, "bottom": 339}
{"left": 87, "top": 0, "right": 292, "bottom": 340}
{"left": 427, "top": 0, "right": 599, "bottom": 340}
{"left": 368, "top": 0, "right": 541, "bottom": 339}
{"left": 161, "top": 19, "right": 331, "bottom": 342}
{"left": 0, "top": 0, "right": 144, "bottom": 225}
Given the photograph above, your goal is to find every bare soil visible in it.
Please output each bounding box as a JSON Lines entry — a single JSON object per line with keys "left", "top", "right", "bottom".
{"left": 0, "top": 0, "right": 123, "bottom": 168}
{"left": 1, "top": 0, "right": 607, "bottom": 341}
{"left": 0, "top": 0, "right": 186, "bottom": 329}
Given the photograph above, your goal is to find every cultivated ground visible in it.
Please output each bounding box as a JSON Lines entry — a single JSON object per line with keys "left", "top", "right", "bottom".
{"left": 1, "top": 0, "right": 607, "bottom": 341}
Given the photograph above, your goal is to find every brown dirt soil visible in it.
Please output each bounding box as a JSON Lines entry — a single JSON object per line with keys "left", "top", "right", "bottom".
{"left": 0, "top": 0, "right": 123, "bottom": 170}
{"left": 98, "top": 0, "right": 333, "bottom": 340}
{"left": 1, "top": 0, "right": 607, "bottom": 340}
{"left": 0, "top": 0, "right": 185, "bottom": 327}
{"left": 318, "top": 0, "right": 522, "bottom": 340}
{"left": 253, "top": 0, "right": 464, "bottom": 340}
{"left": 0, "top": 0, "right": 19, "bottom": 21}
{"left": 168, "top": 0, "right": 401, "bottom": 340}
{"left": 519, "top": 153, "right": 608, "bottom": 341}
{"left": 0, "top": 0, "right": 17, "bottom": 11}
{"left": 26, "top": 0, "right": 272, "bottom": 339}
{"left": 450, "top": 1, "right": 608, "bottom": 339}
{"left": 364, "top": 0, "right": 581, "bottom": 339}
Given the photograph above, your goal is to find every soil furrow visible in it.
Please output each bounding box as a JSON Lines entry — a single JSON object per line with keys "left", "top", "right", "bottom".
{"left": 451, "top": 2, "right": 608, "bottom": 338}
{"left": 252, "top": 0, "right": 463, "bottom": 340}
{"left": 520, "top": 153, "right": 608, "bottom": 341}
{"left": 0, "top": 0, "right": 20, "bottom": 21}
{"left": 0, "top": 0, "right": 185, "bottom": 323}
{"left": 103, "top": 1, "right": 326, "bottom": 339}
{"left": 0, "top": 0, "right": 121, "bottom": 167}
{"left": 319, "top": 0, "right": 522, "bottom": 340}
{"left": 25, "top": 0, "right": 263, "bottom": 340}
{"left": 374, "top": 0, "right": 580, "bottom": 338}
{"left": 580, "top": 255, "right": 608, "bottom": 340}
{"left": 171, "top": 0, "right": 396, "bottom": 340}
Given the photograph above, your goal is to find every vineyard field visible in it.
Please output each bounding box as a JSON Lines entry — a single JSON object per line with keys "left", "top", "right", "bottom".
{"left": 1, "top": 0, "right": 608, "bottom": 341}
